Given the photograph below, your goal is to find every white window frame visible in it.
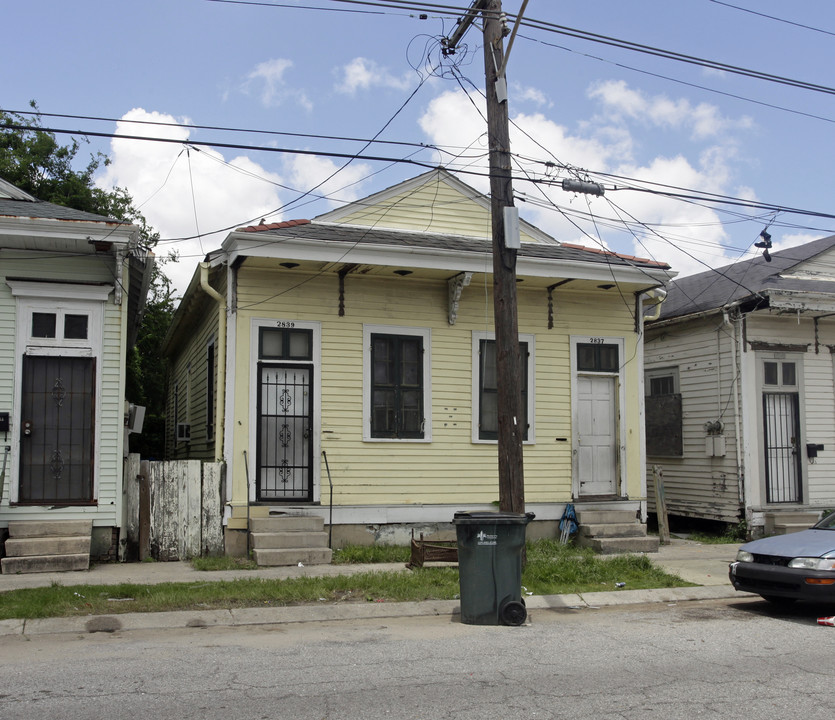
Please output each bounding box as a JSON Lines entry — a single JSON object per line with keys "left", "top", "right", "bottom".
{"left": 645, "top": 366, "right": 680, "bottom": 396}
{"left": 570, "top": 334, "right": 627, "bottom": 497}
{"left": 248, "top": 318, "right": 322, "bottom": 502}
{"left": 471, "top": 331, "right": 536, "bottom": 444}
{"left": 7, "top": 282, "right": 109, "bottom": 504}
{"left": 363, "top": 324, "right": 432, "bottom": 443}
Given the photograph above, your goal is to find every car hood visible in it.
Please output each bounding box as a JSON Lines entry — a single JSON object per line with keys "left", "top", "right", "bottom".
{"left": 741, "top": 529, "right": 835, "bottom": 558}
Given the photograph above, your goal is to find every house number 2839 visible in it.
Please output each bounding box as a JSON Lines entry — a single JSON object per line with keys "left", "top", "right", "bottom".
{"left": 275, "top": 321, "right": 295, "bottom": 328}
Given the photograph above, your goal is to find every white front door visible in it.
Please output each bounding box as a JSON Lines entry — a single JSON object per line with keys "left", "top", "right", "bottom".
{"left": 576, "top": 374, "right": 618, "bottom": 496}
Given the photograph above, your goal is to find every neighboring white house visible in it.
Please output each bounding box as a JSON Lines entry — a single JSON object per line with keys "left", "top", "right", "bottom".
{"left": 644, "top": 235, "right": 835, "bottom": 536}
{"left": 0, "top": 179, "right": 152, "bottom": 571}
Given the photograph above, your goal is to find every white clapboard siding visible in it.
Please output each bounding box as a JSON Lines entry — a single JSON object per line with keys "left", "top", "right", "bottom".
{"left": 645, "top": 316, "right": 742, "bottom": 522}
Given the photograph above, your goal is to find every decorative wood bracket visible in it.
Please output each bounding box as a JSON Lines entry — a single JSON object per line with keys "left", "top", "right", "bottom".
{"left": 337, "top": 264, "right": 359, "bottom": 317}
{"left": 547, "top": 279, "right": 572, "bottom": 329}
{"left": 448, "top": 272, "right": 472, "bottom": 325}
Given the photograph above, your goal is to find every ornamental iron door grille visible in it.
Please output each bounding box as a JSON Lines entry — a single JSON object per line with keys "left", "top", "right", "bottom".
{"left": 764, "top": 392, "right": 802, "bottom": 504}
{"left": 19, "top": 355, "right": 95, "bottom": 504}
{"left": 256, "top": 363, "right": 313, "bottom": 502}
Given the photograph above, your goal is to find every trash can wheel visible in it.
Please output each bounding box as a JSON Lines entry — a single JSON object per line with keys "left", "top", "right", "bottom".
{"left": 499, "top": 599, "right": 527, "bottom": 626}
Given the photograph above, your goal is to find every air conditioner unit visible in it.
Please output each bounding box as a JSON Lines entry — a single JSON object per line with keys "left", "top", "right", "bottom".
{"left": 125, "top": 403, "right": 146, "bottom": 433}
{"left": 176, "top": 423, "right": 191, "bottom": 442}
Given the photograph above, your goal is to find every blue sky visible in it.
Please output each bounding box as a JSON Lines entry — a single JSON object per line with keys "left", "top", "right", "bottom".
{"left": 4, "top": 0, "right": 835, "bottom": 294}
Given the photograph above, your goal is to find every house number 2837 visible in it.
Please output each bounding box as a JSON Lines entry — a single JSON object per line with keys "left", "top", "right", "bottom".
{"left": 588, "top": 337, "right": 605, "bottom": 344}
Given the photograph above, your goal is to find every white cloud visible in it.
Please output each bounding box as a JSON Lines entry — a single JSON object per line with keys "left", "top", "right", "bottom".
{"left": 513, "top": 84, "right": 549, "bottom": 107}
{"left": 587, "top": 79, "right": 752, "bottom": 140}
{"left": 336, "top": 57, "right": 411, "bottom": 94}
{"left": 417, "top": 86, "right": 749, "bottom": 277}
{"left": 95, "top": 108, "right": 286, "bottom": 296}
{"left": 243, "top": 58, "right": 312, "bottom": 110}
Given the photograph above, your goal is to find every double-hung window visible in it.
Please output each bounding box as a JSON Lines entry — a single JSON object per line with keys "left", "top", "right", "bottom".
{"left": 364, "top": 325, "right": 431, "bottom": 441}
{"left": 473, "top": 332, "right": 534, "bottom": 442}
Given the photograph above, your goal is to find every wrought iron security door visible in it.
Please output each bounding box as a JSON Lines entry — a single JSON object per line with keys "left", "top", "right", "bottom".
{"left": 19, "top": 355, "right": 95, "bottom": 504}
{"left": 764, "top": 392, "right": 802, "bottom": 503}
{"left": 256, "top": 363, "right": 313, "bottom": 501}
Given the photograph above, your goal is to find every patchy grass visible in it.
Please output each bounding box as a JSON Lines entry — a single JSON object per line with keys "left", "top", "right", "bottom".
{"left": 523, "top": 539, "right": 690, "bottom": 594}
{"left": 191, "top": 556, "right": 258, "bottom": 571}
{"left": 331, "top": 544, "right": 411, "bottom": 565}
{"left": 0, "top": 539, "right": 693, "bottom": 621}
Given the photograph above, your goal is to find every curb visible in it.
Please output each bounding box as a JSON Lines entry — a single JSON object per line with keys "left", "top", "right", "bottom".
{"left": 0, "top": 585, "right": 744, "bottom": 637}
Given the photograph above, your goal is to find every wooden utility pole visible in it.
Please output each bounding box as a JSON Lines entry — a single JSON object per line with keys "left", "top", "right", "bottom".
{"left": 481, "top": 0, "right": 525, "bottom": 514}
{"left": 446, "top": 0, "right": 526, "bottom": 514}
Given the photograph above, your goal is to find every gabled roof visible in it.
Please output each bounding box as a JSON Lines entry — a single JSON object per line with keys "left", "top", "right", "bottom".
{"left": 314, "top": 168, "right": 559, "bottom": 245}
{"left": 657, "top": 234, "right": 835, "bottom": 321}
{"left": 0, "top": 177, "right": 123, "bottom": 224}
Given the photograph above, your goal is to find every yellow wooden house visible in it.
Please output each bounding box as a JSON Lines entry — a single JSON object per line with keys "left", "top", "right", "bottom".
{"left": 163, "top": 169, "right": 671, "bottom": 558}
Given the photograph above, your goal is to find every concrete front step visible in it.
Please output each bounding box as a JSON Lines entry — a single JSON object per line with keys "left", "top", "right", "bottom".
{"left": 249, "top": 516, "right": 324, "bottom": 533}
{"left": 8, "top": 520, "right": 92, "bottom": 538}
{"left": 577, "top": 536, "right": 660, "bottom": 554}
{"left": 764, "top": 512, "right": 821, "bottom": 535}
{"left": 575, "top": 510, "right": 636, "bottom": 525}
{"left": 4, "top": 536, "right": 91, "bottom": 557}
{"left": 2, "top": 520, "right": 93, "bottom": 574}
{"left": 252, "top": 547, "right": 333, "bottom": 567}
{"left": 1, "top": 554, "right": 91, "bottom": 574}
{"left": 578, "top": 522, "right": 648, "bottom": 539}
{"left": 250, "top": 531, "right": 329, "bottom": 550}
{"left": 769, "top": 522, "right": 817, "bottom": 535}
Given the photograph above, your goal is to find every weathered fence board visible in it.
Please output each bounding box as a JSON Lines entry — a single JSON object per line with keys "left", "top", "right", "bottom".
{"left": 125, "top": 455, "right": 224, "bottom": 561}
{"left": 122, "top": 453, "right": 141, "bottom": 562}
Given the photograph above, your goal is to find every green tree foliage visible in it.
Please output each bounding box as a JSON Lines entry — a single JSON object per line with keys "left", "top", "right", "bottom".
{"left": 1, "top": 103, "right": 174, "bottom": 458}
{"left": 126, "top": 252, "right": 178, "bottom": 458}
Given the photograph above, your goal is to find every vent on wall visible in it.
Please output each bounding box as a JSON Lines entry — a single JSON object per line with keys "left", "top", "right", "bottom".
{"left": 176, "top": 423, "right": 191, "bottom": 442}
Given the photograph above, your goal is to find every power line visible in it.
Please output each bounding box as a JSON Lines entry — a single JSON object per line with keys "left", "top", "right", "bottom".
{"left": 707, "top": 0, "right": 835, "bottom": 38}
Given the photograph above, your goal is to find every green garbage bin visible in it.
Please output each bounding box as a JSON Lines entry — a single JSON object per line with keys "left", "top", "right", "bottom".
{"left": 453, "top": 510, "right": 535, "bottom": 626}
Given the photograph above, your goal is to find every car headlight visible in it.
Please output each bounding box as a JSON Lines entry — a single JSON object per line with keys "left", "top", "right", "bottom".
{"left": 788, "top": 557, "right": 835, "bottom": 571}
{"left": 736, "top": 550, "right": 754, "bottom": 563}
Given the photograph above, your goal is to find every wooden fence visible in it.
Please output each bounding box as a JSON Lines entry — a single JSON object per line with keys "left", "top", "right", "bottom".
{"left": 123, "top": 454, "right": 225, "bottom": 561}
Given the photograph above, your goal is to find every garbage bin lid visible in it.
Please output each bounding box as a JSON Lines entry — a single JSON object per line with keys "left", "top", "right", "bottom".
{"left": 453, "top": 510, "right": 535, "bottom": 524}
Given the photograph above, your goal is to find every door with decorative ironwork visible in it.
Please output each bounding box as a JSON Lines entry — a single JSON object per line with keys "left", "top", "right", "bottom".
{"left": 19, "top": 355, "right": 95, "bottom": 504}
{"left": 256, "top": 363, "right": 313, "bottom": 502}
{"left": 764, "top": 392, "right": 802, "bottom": 503}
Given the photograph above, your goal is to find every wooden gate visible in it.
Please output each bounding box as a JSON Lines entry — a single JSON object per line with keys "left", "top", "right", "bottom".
{"left": 123, "top": 455, "right": 225, "bottom": 561}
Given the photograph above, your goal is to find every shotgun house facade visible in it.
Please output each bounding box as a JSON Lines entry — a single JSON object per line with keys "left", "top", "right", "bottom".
{"left": 644, "top": 235, "right": 835, "bottom": 537}
{"left": 164, "top": 169, "right": 671, "bottom": 555}
{"left": 0, "top": 179, "right": 152, "bottom": 571}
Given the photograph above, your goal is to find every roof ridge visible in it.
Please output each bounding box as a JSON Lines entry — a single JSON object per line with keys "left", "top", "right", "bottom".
{"left": 559, "top": 242, "right": 668, "bottom": 268}
{"left": 239, "top": 218, "right": 311, "bottom": 233}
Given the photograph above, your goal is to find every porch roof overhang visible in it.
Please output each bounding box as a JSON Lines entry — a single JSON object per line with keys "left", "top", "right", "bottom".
{"left": 0, "top": 214, "right": 138, "bottom": 254}
{"left": 222, "top": 221, "right": 672, "bottom": 291}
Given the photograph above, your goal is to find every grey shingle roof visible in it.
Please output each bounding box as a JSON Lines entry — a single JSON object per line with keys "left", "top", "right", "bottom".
{"left": 0, "top": 197, "right": 122, "bottom": 224}
{"left": 237, "top": 220, "right": 670, "bottom": 271}
{"left": 658, "top": 234, "right": 835, "bottom": 320}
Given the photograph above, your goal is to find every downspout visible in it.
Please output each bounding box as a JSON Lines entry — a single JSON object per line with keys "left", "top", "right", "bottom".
{"left": 637, "top": 286, "right": 667, "bottom": 521}
{"left": 200, "top": 262, "right": 226, "bottom": 463}
{"left": 723, "top": 307, "right": 744, "bottom": 507}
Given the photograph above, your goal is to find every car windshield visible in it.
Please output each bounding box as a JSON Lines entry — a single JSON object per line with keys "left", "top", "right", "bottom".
{"left": 814, "top": 512, "right": 835, "bottom": 530}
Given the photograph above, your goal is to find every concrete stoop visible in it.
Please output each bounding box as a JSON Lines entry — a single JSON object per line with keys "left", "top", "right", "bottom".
{"left": 575, "top": 509, "right": 659, "bottom": 554}
{"left": 1, "top": 520, "right": 92, "bottom": 574}
{"left": 764, "top": 510, "right": 822, "bottom": 536}
{"left": 249, "top": 516, "right": 333, "bottom": 567}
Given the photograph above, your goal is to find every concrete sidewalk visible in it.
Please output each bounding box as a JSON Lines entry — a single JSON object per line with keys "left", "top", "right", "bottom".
{"left": 0, "top": 538, "right": 745, "bottom": 637}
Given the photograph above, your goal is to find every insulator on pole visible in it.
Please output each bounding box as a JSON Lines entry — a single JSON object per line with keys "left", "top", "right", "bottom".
{"left": 561, "top": 178, "right": 605, "bottom": 196}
